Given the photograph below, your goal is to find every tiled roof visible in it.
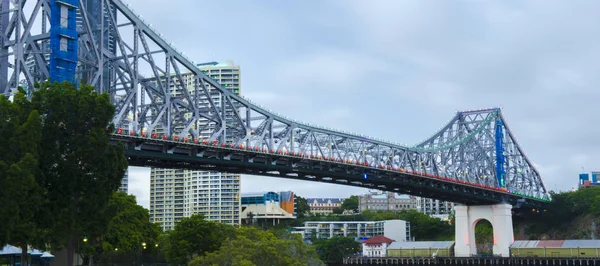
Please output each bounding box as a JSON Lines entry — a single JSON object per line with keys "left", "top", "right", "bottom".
{"left": 363, "top": 235, "right": 395, "bottom": 245}
{"left": 387, "top": 241, "right": 455, "bottom": 250}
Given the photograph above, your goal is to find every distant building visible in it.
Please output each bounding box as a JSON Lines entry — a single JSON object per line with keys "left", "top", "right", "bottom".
{"left": 579, "top": 172, "right": 600, "bottom": 188}
{"left": 240, "top": 191, "right": 295, "bottom": 226}
{"left": 119, "top": 169, "right": 128, "bottom": 193}
{"left": 359, "top": 192, "right": 415, "bottom": 212}
{"left": 362, "top": 235, "right": 395, "bottom": 257}
{"left": 279, "top": 191, "right": 296, "bottom": 215}
{"left": 150, "top": 61, "right": 242, "bottom": 231}
{"left": 358, "top": 192, "right": 454, "bottom": 220}
{"left": 414, "top": 197, "right": 455, "bottom": 221}
{"left": 307, "top": 198, "right": 345, "bottom": 215}
{"left": 291, "top": 220, "right": 410, "bottom": 242}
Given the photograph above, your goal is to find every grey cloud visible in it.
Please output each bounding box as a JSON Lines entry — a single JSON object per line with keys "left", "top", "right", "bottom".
{"left": 123, "top": 0, "right": 599, "bottom": 201}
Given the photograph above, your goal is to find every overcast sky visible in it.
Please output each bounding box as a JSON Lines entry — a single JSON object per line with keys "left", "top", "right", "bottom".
{"left": 123, "top": 0, "right": 600, "bottom": 209}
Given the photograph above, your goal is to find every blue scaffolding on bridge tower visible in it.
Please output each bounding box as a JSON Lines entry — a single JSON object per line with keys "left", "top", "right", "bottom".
{"left": 49, "top": 0, "right": 78, "bottom": 83}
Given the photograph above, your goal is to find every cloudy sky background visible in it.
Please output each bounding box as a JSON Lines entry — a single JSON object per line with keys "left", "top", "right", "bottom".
{"left": 122, "top": 0, "right": 600, "bottom": 209}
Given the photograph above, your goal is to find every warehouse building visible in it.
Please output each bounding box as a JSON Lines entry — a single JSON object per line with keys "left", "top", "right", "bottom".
{"left": 511, "top": 240, "right": 600, "bottom": 257}
{"left": 387, "top": 241, "right": 455, "bottom": 257}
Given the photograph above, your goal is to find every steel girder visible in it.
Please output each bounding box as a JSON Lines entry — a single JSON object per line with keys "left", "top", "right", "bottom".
{"left": 413, "top": 108, "right": 549, "bottom": 200}
{"left": 0, "top": 0, "right": 551, "bottom": 203}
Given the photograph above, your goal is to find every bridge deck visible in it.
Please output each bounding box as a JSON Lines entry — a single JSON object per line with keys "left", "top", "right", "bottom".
{"left": 113, "top": 134, "right": 547, "bottom": 208}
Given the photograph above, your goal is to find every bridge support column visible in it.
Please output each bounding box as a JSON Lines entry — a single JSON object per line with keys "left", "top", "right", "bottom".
{"left": 454, "top": 203, "right": 514, "bottom": 257}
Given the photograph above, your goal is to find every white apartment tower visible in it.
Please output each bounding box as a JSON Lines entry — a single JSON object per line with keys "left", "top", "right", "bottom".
{"left": 150, "top": 61, "right": 242, "bottom": 231}
{"left": 414, "top": 197, "right": 455, "bottom": 220}
{"left": 119, "top": 169, "right": 128, "bottom": 193}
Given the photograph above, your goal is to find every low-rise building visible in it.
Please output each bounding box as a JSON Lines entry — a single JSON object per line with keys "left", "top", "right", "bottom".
{"left": 362, "top": 235, "right": 395, "bottom": 257}
{"left": 279, "top": 191, "right": 296, "bottom": 215}
{"left": 291, "top": 219, "right": 410, "bottom": 242}
{"left": 387, "top": 241, "right": 455, "bottom": 257}
{"left": 240, "top": 192, "right": 295, "bottom": 226}
{"left": 359, "top": 192, "right": 415, "bottom": 212}
{"left": 511, "top": 240, "right": 600, "bottom": 257}
{"left": 307, "top": 198, "right": 345, "bottom": 215}
{"left": 579, "top": 172, "right": 600, "bottom": 188}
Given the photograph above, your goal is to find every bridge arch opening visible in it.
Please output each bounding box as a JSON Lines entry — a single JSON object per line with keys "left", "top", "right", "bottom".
{"left": 473, "top": 219, "right": 493, "bottom": 255}
{"left": 455, "top": 204, "right": 514, "bottom": 257}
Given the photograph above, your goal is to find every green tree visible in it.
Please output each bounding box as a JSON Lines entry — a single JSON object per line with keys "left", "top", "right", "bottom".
{"left": 475, "top": 220, "right": 493, "bottom": 254}
{"left": 0, "top": 88, "right": 44, "bottom": 266}
{"left": 341, "top": 195, "right": 359, "bottom": 213}
{"left": 332, "top": 208, "right": 344, "bottom": 215}
{"left": 80, "top": 192, "right": 161, "bottom": 264}
{"left": 397, "top": 210, "right": 453, "bottom": 240}
{"left": 295, "top": 195, "right": 310, "bottom": 218}
{"left": 189, "top": 227, "right": 321, "bottom": 266}
{"left": 31, "top": 82, "right": 128, "bottom": 266}
{"left": 165, "top": 214, "right": 235, "bottom": 265}
{"left": 313, "top": 236, "right": 360, "bottom": 264}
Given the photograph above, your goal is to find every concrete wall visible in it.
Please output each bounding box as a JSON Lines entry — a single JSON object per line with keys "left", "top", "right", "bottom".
{"left": 383, "top": 220, "right": 407, "bottom": 242}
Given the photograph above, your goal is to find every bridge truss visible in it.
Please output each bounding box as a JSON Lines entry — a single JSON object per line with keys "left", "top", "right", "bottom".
{"left": 0, "top": 0, "right": 551, "bottom": 206}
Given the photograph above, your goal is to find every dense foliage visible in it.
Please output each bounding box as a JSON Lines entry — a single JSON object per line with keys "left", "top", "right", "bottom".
{"left": 341, "top": 195, "right": 359, "bottom": 213}
{"left": 0, "top": 82, "right": 128, "bottom": 266}
{"left": 163, "top": 214, "right": 236, "bottom": 265}
{"left": 295, "top": 195, "right": 311, "bottom": 218}
{"left": 80, "top": 192, "right": 161, "bottom": 264}
{"left": 313, "top": 236, "right": 360, "bottom": 264}
{"left": 0, "top": 88, "right": 43, "bottom": 265}
{"left": 33, "top": 82, "right": 128, "bottom": 266}
{"left": 167, "top": 215, "right": 321, "bottom": 265}
{"left": 475, "top": 220, "right": 493, "bottom": 254}
{"left": 189, "top": 227, "right": 321, "bottom": 266}
{"left": 515, "top": 188, "right": 600, "bottom": 240}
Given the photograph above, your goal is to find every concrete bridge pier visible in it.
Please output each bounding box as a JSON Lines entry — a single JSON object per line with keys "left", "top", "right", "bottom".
{"left": 454, "top": 203, "right": 514, "bottom": 257}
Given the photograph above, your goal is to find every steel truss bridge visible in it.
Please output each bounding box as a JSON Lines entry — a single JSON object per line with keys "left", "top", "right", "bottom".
{"left": 0, "top": 0, "right": 551, "bottom": 207}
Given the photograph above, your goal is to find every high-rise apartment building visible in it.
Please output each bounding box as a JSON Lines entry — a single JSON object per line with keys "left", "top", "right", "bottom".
{"left": 150, "top": 61, "right": 241, "bottom": 231}
{"left": 414, "top": 197, "right": 454, "bottom": 220}
{"left": 119, "top": 169, "right": 129, "bottom": 193}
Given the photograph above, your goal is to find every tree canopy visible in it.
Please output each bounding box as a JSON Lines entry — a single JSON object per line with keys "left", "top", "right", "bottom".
{"left": 313, "top": 236, "right": 360, "bottom": 264}
{"left": 80, "top": 192, "right": 161, "bottom": 264}
{"left": 0, "top": 88, "right": 44, "bottom": 265}
{"left": 295, "top": 195, "right": 310, "bottom": 218}
{"left": 34, "top": 82, "right": 128, "bottom": 266}
{"left": 515, "top": 187, "right": 600, "bottom": 239}
{"left": 0, "top": 82, "right": 128, "bottom": 266}
{"left": 189, "top": 227, "right": 321, "bottom": 266}
{"left": 341, "top": 195, "right": 359, "bottom": 213}
{"left": 164, "top": 214, "right": 236, "bottom": 265}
